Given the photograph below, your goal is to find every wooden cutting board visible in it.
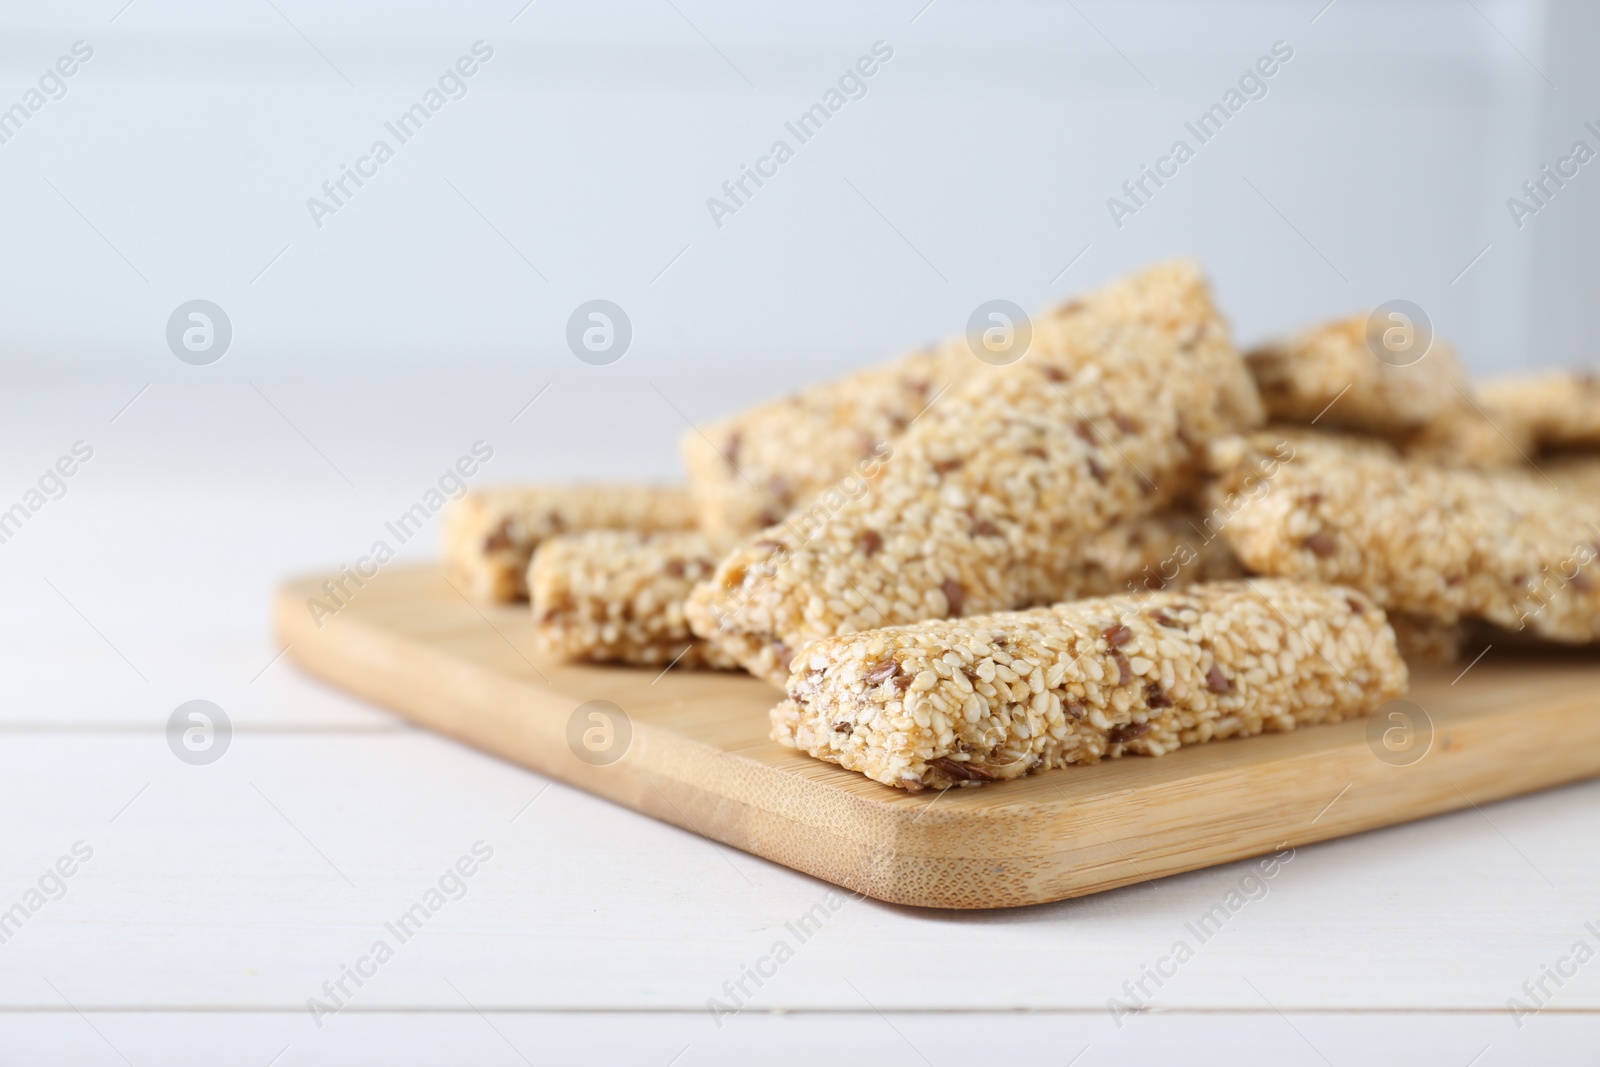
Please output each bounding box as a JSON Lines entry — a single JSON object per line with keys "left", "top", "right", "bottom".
{"left": 275, "top": 565, "right": 1600, "bottom": 909}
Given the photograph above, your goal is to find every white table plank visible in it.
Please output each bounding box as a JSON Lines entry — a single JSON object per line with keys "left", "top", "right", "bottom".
{"left": 1, "top": 732, "right": 1596, "bottom": 1016}
{"left": 1, "top": 1010, "right": 1591, "bottom": 1067}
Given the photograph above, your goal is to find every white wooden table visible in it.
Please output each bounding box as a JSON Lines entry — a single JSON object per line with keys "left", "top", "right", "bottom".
{"left": 2, "top": 381, "right": 1595, "bottom": 1065}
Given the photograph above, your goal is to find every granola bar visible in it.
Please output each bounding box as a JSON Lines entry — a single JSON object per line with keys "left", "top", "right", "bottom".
{"left": 444, "top": 485, "right": 697, "bottom": 602}
{"left": 1069, "top": 512, "right": 1242, "bottom": 595}
{"left": 529, "top": 530, "right": 738, "bottom": 668}
{"left": 772, "top": 579, "right": 1407, "bottom": 791}
{"left": 1246, "top": 313, "right": 1469, "bottom": 435}
{"left": 680, "top": 344, "right": 967, "bottom": 537}
{"left": 531, "top": 513, "right": 1231, "bottom": 674}
{"left": 1388, "top": 613, "right": 1466, "bottom": 667}
{"left": 1210, "top": 431, "right": 1600, "bottom": 641}
{"left": 686, "top": 261, "right": 1265, "bottom": 685}
{"left": 1480, "top": 370, "right": 1600, "bottom": 450}
{"left": 1400, "top": 402, "right": 1532, "bottom": 469}
{"left": 1244, "top": 316, "right": 1532, "bottom": 470}
{"left": 1545, "top": 454, "right": 1600, "bottom": 498}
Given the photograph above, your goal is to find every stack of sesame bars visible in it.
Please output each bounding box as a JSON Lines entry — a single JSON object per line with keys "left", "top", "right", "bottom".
{"left": 445, "top": 261, "right": 1600, "bottom": 791}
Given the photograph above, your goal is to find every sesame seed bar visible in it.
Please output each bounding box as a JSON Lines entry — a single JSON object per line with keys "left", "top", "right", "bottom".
{"left": 1480, "top": 370, "right": 1600, "bottom": 450}
{"left": 1400, "top": 401, "right": 1532, "bottom": 469}
{"left": 681, "top": 344, "right": 967, "bottom": 537}
{"left": 529, "top": 530, "right": 739, "bottom": 668}
{"left": 1244, "top": 316, "right": 1531, "bottom": 470}
{"left": 1388, "top": 613, "right": 1466, "bottom": 667}
{"left": 530, "top": 512, "right": 1232, "bottom": 675}
{"left": 1210, "top": 431, "right": 1600, "bottom": 642}
{"left": 772, "top": 579, "right": 1407, "bottom": 791}
{"left": 686, "top": 261, "right": 1264, "bottom": 686}
{"left": 1067, "top": 512, "right": 1243, "bottom": 596}
{"left": 1245, "top": 314, "right": 1469, "bottom": 436}
{"left": 1545, "top": 454, "right": 1600, "bottom": 498}
{"left": 444, "top": 485, "right": 697, "bottom": 603}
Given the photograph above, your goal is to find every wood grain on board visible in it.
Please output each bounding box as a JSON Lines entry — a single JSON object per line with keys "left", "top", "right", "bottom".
{"left": 275, "top": 566, "right": 1600, "bottom": 909}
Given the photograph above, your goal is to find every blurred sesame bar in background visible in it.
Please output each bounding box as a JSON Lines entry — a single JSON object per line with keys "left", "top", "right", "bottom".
{"left": 1480, "top": 371, "right": 1600, "bottom": 452}
{"left": 773, "top": 579, "right": 1407, "bottom": 791}
{"left": 529, "top": 530, "right": 737, "bottom": 669}
{"left": 1210, "top": 430, "right": 1600, "bottom": 643}
{"left": 1544, "top": 454, "right": 1600, "bottom": 498}
{"left": 444, "top": 485, "right": 697, "bottom": 603}
{"left": 1388, "top": 613, "right": 1467, "bottom": 667}
{"left": 1245, "top": 312, "right": 1529, "bottom": 468}
{"left": 1246, "top": 313, "right": 1469, "bottom": 434}
{"left": 688, "top": 260, "right": 1264, "bottom": 685}
{"left": 1400, "top": 402, "right": 1533, "bottom": 469}
{"left": 1067, "top": 512, "right": 1243, "bottom": 596}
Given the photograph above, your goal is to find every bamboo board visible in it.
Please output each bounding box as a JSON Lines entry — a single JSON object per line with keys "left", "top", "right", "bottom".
{"left": 275, "top": 565, "right": 1600, "bottom": 909}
